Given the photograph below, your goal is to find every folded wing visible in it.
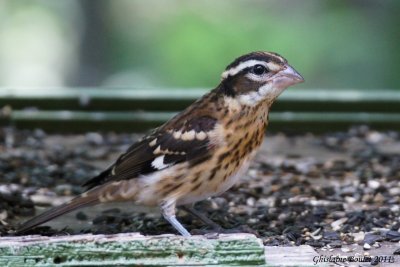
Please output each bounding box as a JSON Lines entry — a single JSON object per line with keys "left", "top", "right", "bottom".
{"left": 83, "top": 116, "right": 218, "bottom": 189}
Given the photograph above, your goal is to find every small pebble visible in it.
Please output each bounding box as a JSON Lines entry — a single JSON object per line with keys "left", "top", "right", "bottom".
{"left": 341, "top": 247, "right": 351, "bottom": 253}
{"left": 367, "top": 180, "right": 380, "bottom": 189}
{"left": 331, "top": 217, "right": 348, "bottom": 231}
{"left": 351, "top": 232, "right": 365, "bottom": 242}
{"left": 363, "top": 243, "right": 371, "bottom": 250}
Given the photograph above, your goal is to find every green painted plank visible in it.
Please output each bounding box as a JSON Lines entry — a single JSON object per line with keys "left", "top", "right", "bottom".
{"left": 0, "top": 88, "right": 399, "bottom": 112}
{"left": 2, "top": 110, "right": 400, "bottom": 132}
{"left": 0, "top": 233, "right": 266, "bottom": 266}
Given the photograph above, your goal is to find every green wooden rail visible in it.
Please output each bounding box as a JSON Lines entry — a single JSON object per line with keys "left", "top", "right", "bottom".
{"left": 0, "top": 233, "right": 266, "bottom": 266}
{"left": 4, "top": 110, "right": 399, "bottom": 133}
{"left": 0, "top": 87, "right": 399, "bottom": 132}
{"left": 1, "top": 87, "right": 400, "bottom": 112}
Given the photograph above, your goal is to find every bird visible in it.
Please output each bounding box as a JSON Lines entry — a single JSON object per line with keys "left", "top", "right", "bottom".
{"left": 17, "top": 51, "right": 304, "bottom": 236}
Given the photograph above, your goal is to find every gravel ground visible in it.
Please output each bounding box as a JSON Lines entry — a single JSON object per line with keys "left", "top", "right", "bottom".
{"left": 0, "top": 126, "right": 399, "bottom": 256}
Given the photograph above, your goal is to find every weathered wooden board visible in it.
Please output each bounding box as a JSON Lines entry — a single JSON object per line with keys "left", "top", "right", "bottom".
{"left": 0, "top": 233, "right": 266, "bottom": 266}
{"left": 265, "top": 245, "right": 326, "bottom": 267}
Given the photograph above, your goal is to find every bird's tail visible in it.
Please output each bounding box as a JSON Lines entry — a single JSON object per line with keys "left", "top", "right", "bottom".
{"left": 17, "top": 192, "right": 100, "bottom": 234}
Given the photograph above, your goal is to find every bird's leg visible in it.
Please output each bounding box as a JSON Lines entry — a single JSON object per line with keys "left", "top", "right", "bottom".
{"left": 161, "top": 201, "right": 191, "bottom": 237}
{"left": 182, "top": 205, "right": 222, "bottom": 230}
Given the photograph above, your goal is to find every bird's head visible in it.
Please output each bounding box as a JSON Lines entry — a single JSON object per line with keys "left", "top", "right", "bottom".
{"left": 219, "top": 51, "right": 304, "bottom": 106}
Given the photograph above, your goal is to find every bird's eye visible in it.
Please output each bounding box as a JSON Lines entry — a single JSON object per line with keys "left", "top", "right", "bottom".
{"left": 252, "top": 64, "right": 267, "bottom": 75}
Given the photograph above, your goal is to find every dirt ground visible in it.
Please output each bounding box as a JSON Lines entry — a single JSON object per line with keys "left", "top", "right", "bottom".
{"left": 0, "top": 126, "right": 399, "bottom": 266}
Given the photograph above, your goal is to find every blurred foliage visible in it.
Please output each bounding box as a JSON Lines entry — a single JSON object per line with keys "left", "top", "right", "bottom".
{"left": 0, "top": 0, "right": 399, "bottom": 89}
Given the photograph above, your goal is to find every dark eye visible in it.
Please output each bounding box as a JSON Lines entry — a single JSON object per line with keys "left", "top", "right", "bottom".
{"left": 252, "top": 64, "right": 267, "bottom": 75}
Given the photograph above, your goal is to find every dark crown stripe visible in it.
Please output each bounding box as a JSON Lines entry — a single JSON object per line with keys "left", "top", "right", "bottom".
{"left": 224, "top": 51, "right": 285, "bottom": 72}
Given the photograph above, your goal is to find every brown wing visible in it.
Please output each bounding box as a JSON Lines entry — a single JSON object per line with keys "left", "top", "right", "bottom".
{"left": 83, "top": 116, "right": 217, "bottom": 189}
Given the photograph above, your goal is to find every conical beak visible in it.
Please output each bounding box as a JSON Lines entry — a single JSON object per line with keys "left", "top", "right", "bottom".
{"left": 271, "top": 64, "right": 304, "bottom": 89}
{"left": 281, "top": 64, "right": 304, "bottom": 84}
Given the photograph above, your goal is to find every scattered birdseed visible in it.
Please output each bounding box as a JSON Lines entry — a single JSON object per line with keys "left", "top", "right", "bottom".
{"left": 0, "top": 126, "right": 399, "bottom": 252}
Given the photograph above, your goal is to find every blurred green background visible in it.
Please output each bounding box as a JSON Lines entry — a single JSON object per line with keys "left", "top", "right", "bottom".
{"left": 0, "top": 0, "right": 399, "bottom": 90}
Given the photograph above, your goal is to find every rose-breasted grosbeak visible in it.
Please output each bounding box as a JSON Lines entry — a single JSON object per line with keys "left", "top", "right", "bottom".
{"left": 18, "top": 51, "right": 303, "bottom": 236}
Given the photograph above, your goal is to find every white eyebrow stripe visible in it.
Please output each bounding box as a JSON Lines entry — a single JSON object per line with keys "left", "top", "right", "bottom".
{"left": 266, "top": 62, "right": 281, "bottom": 72}
{"left": 221, "top": 60, "right": 267, "bottom": 79}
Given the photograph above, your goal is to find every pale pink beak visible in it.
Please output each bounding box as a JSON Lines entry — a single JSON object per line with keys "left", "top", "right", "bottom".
{"left": 282, "top": 64, "right": 304, "bottom": 83}
{"left": 273, "top": 64, "right": 304, "bottom": 88}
